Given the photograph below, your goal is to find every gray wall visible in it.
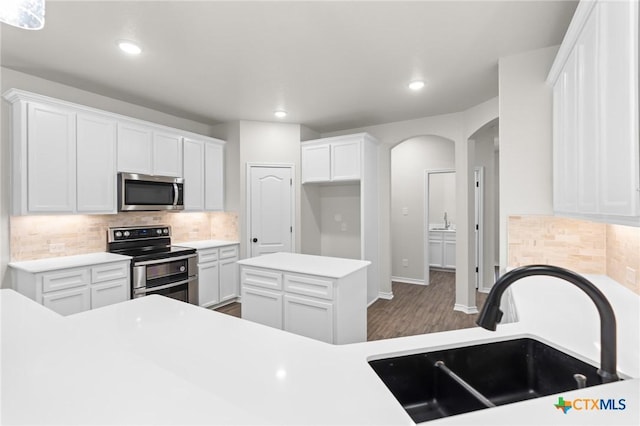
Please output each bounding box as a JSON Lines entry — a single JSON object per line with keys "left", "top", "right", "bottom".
{"left": 391, "top": 135, "right": 455, "bottom": 282}
{"left": 498, "top": 46, "right": 558, "bottom": 270}
{"left": 238, "top": 120, "right": 302, "bottom": 259}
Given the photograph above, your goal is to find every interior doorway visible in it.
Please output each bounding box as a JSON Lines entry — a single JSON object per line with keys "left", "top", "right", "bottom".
{"left": 424, "top": 168, "right": 483, "bottom": 289}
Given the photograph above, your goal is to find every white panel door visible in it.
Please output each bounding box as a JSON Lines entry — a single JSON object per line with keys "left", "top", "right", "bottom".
{"left": 241, "top": 286, "right": 283, "bottom": 329}
{"left": 153, "top": 131, "right": 183, "bottom": 177}
{"left": 27, "top": 102, "right": 76, "bottom": 212}
{"left": 597, "top": 0, "right": 639, "bottom": 217}
{"left": 117, "top": 122, "right": 153, "bottom": 174}
{"left": 553, "top": 49, "right": 579, "bottom": 213}
{"left": 331, "top": 140, "right": 360, "bottom": 181}
{"left": 283, "top": 294, "right": 333, "bottom": 343}
{"left": 90, "top": 279, "right": 129, "bottom": 309}
{"left": 301, "top": 144, "right": 330, "bottom": 183}
{"left": 219, "top": 256, "right": 239, "bottom": 302}
{"left": 204, "top": 142, "right": 224, "bottom": 211}
{"left": 42, "top": 287, "right": 90, "bottom": 316}
{"left": 198, "top": 261, "right": 220, "bottom": 307}
{"left": 576, "top": 7, "right": 599, "bottom": 214}
{"left": 249, "top": 166, "right": 293, "bottom": 257}
{"left": 76, "top": 113, "right": 117, "bottom": 213}
{"left": 183, "top": 138, "right": 205, "bottom": 211}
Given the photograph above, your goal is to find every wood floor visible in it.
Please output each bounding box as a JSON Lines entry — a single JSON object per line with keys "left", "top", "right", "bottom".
{"left": 367, "top": 270, "right": 487, "bottom": 341}
{"left": 214, "top": 270, "right": 488, "bottom": 342}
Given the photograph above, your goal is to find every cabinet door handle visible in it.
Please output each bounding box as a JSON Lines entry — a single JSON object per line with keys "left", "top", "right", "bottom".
{"left": 252, "top": 238, "right": 258, "bottom": 243}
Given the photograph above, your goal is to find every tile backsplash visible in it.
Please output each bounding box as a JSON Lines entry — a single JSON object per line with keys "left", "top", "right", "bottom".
{"left": 10, "top": 211, "right": 239, "bottom": 261}
{"left": 508, "top": 215, "right": 640, "bottom": 295}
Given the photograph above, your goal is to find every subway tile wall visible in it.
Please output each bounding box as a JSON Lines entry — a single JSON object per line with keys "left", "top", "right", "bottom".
{"left": 508, "top": 215, "right": 640, "bottom": 295}
{"left": 10, "top": 212, "right": 239, "bottom": 261}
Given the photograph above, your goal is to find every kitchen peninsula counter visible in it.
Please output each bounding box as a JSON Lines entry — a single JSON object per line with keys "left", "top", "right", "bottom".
{"left": 1, "top": 273, "right": 638, "bottom": 425}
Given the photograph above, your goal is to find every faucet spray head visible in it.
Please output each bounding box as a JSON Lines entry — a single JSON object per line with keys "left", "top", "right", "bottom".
{"left": 476, "top": 302, "right": 503, "bottom": 331}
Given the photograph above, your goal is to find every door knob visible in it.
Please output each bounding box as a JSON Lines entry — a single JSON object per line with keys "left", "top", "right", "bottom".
{"left": 252, "top": 238, "right": 258, "bottom": 243}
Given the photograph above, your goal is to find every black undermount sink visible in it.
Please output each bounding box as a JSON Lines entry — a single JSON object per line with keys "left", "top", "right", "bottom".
{"left": 369, "top": 338, "right": 603, "bottom": 423}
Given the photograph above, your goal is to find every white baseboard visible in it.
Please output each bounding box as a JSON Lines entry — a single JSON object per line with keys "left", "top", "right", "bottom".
{"left": 391, "top": 276, "right": 426, "bottom": 285}
{"left": 377, "top": 291, "right": 393, "bottom": 300}
{"left": 453, "top": 303, "right": 479, "bottom": 314}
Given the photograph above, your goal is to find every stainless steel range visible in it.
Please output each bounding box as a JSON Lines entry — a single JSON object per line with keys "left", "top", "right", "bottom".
{"left": 107, "top": 225, "right": 198, "bottom": 304}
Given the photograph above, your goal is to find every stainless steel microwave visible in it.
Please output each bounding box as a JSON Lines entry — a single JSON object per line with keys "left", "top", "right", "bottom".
{"left": 118, "top": 173, "right": 184, "bottom": 211}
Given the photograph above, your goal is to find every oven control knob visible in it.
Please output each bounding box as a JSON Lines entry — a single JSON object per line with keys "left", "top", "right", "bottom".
{"left": 115, "top": 231, "right": 122, "bottom": 238}
{"left": 179, "top": 266, "right": 186, "bottom": 272}
{"left": 123, "top": 231, "right": 130, "bottom": 237}
{"left": 163, "top": 228, "right": 169, "bottom": 235}
{"left": 156, "top": 229, "right": 162, "bottom": 235}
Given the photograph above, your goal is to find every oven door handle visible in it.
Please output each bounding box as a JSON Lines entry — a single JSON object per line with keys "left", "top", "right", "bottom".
{"left": 133, "top": 276, "right": 198, "bottom": 296}
{"left": 134, "top": 253, "right": 196, "bottom": 266}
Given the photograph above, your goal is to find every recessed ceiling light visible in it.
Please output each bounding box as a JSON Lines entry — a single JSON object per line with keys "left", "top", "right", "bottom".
{"left": 118, "top": 40, "right": 142, "bottom": 55}
{"left": 408, "top": 80, "right": 425, "bottom": 91}
{"left": 274, "top": 110, "right": 287, "bottom": 119}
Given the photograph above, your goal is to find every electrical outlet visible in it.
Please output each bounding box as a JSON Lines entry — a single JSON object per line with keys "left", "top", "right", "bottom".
{"left": 402, "top": 207, "right": 409, "bottom": 216}
{"left": 189, "top": 232, "right": 198, "bottom": 240}
{"left": 626, "top": 267, "right": 637, "bottom": 286}
{"left": 49, "top": 243, "right": 65, "bottom": 253}
{"left": 402, "top": 259, "right": 409, "bottom": 267}
{"left": 341, "top": 222, "right": 347, "bottom": 232}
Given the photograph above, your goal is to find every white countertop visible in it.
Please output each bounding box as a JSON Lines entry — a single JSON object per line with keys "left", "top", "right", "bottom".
{"left": 8, "top": 252, "right": 132, "bottom": 273}
{"left": 1, "top": 274, "right": 638, "bottom": 425}
{"left": 237, "top": 252, "right": 371, "bottom": 278}
{"left": 175, "top": 239, "right": 239, "bottom": 250}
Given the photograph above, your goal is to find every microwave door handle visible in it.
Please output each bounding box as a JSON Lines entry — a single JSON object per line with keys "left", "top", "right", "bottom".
{"left": 173, "top": 183, "right": 179, "bottom": 206}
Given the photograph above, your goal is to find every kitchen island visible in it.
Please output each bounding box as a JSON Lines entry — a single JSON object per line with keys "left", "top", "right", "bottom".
{"left": 1, "top": 273, "right": 638, "bottom": 425}
{"left": 238, "top": 252, "right": 370, "bottom": 344}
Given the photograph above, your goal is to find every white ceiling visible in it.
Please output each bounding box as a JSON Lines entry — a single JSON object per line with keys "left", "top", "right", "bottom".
{"left": 1, "top": 0, "right": 577, "bottom": 133}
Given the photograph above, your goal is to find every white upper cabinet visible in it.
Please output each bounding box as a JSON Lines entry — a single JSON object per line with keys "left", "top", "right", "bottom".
{"left": 182, "top": 137, "right": 225, "bottom": 212}
{"left": 117, "top": 124, "right": 182, "bottom": 177}
{"left": 117, "top": 121, "right": 153, "bottom": 174}
{"left": 183, "top": 138, "right": 206, "bottom": 211}
{"left": 25, "top": 102, "right": 77, "bottom": 213}
{"left": 301, "top": 144, "right": 331, "bottom": 182}
{"left": 301, "top": 134, "right": 364, "bottom": 184}
{"left": 152, "top": 130, "right": 183, "bottom": 177}
{"left": 3, "top": 89, "right": 226, "bottom": 215}
{"left": 76, "top": 113, "right": 117, "bottom": 213}
{"left": 548, "top": 0, "right": 639, "bottom": 226}
{"left": 331, "top": 140, "right": 361, "bottom": 181}
{"left": 204, "top": 142, "right": 224, "bottom": 211}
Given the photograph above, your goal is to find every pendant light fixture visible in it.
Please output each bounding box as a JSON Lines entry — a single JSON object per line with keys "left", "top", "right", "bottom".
{"left": 0, "top": 0, "right": 45, "bottom": 30}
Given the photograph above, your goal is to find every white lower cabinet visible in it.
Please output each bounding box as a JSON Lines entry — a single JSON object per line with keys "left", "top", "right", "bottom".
{"left": 198, "top": 260, "right": 220, "bottom": 307}
{"left": 219, "top": 255, "right": 239, "bottom": 303}
{"left": 91, "top": 279, "right": 129, "bottom": 309}
{"left": 239, "top": 256, "right": 367, "bottom": 344}
{"left": 242, "top": 286, "right": 283, "bottom": 329}
{"left": 191, "top": 243, "right": 239, "bottom": 308}
{"left": 42, "top": 287, "right": 91, "bottom": 316}
{"left": 11, "top": 260, "right": 130, "bottom": 316}
{"left": 429, "top": 231, "right": 456, "bottom": 269}
{"left": 283, "top": 294, "right": 333, "bottom": 343}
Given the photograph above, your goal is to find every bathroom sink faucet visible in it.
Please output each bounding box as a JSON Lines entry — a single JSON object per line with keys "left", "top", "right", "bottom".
{"left": 444, "top": 212, "right": 450, "bottom": 229}
{"left": 477, "top": 265, "right": 619, "bottom": 383}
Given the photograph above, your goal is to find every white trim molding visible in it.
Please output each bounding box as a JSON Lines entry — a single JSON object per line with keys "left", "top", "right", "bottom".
{"left": 453, "top": 303, "right": 479, "bottom": 315}
{"left": 377, "top": 291, "right": 393, "bottom": 301}
{"left": 391, "top": 276, "right": 426, "bottom": 286}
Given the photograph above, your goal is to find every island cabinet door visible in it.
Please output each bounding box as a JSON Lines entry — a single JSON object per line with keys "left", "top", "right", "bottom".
{"left": 241, "top": 286, "right": 283, "bottom": 330}
{"left": 283, "top": 294, "right": 334, "bottom": 344}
